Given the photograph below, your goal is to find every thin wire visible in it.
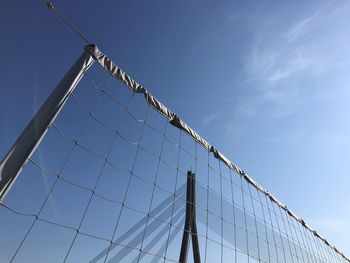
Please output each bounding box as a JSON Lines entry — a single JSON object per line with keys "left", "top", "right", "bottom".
{"left": 9, "top": 73, "right": 106, "bottom": 262}
{"left": 240, "top": 174, "right": 250, "bottom": 262}
{"left": 263, "top": 193, "right": 280, "bottom": 263}
{"left": 294, "top": 219, "right": 312, "bottom": 263}
{"left": 28, "top": 94, "right": 346, "bottom": 263}
{"left": 136, "top": 108, "right": 168, "bottom": 262}
{"left": 246, "top": 181, "right": 262, "bottom": 262}
{"left": 269, "top": 197, "right": 288, "bottom": 263}
{"left": 163, "top": 128, "right": 183, "bottom": 263}
{"left": 285, "top": 209, "right": 305, "bottom": 262}
{"left": 0, "top": 201, "right": 181, "bottom": 263}
{"left": 43, "top": 1, "right": 91, "bottom": 44}
{"left": 62, "top": 76, "right": 113, "bottom": 262}
{"left": 204, "top": 150, "right": 210, "bottom": 263}
{"left": 216, "top": 161, "right": 222, "bottom": 263}
{"left": 103, "top": 98, "right": 151, "bottom": 262}
{"left": 228, "top": 168, "right": 238, "bottom": 263}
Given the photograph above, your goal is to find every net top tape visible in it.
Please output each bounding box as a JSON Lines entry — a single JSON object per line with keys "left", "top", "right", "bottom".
{"left": 84, "top": 44, "right": 349, "bottom": 262}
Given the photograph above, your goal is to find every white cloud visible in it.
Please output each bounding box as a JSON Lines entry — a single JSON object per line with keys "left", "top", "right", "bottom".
{"left": 249, "top": 45, "right": 309, "bottom": 87}
{"left": 284, "top": 1, "right": 335, "bottom": 43}
{"left": 202, "top": 111, "right": 221, "bottom": 126}
{"left": 241, "top": 0, "right": 350, "bottom": 116}
{"left": 267, "top": 52, "right": 308, "bottom": 83}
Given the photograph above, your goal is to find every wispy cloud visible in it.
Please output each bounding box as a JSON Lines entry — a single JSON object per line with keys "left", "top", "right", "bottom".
{"left": 284, "top": 1, "right": 335, "bottom": 43}
{"left": 240, "top": 0, "right": 349, "bottom": 116}
{"left": 267, "top": 51, "right": 308, "bottom": 83}
{"left": 249, "top": 45, "right": 309, "bottom": 87}
{"left": 202, "top": 111, "right": 221, "bottom": 126}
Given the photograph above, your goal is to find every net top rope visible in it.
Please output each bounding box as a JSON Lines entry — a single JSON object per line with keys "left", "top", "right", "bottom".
{"left": 84, "top": 44, "right": 349, "bottom": 262}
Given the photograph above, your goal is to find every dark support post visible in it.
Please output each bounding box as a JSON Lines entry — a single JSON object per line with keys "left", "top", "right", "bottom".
{"left": 179, "top": 171, "right": 201, "bottom": 263}
{"left": 190, "top": 172, "right": 201, "bottom": 262}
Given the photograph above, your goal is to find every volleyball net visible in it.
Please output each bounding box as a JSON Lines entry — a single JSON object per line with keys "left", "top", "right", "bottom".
{"left": 0, "top": 45, "right": 348, "bottom": 263}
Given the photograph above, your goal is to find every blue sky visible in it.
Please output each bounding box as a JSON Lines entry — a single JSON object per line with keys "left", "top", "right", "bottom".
{"left": 1, "top": 0, "right": 350, "bottom": 259}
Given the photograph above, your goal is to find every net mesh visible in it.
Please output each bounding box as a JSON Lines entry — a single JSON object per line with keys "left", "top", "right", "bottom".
{"left": 0, "top": 53, "right": 348, "bottom": 263}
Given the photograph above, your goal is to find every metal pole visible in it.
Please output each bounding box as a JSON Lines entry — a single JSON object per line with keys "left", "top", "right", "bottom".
{"left": 179, "top": 171, "right": 201, "bottom": 263}
{"left": 190, "top": 171, "right": 201, "bottom": 263}
{"left": 179, "top": 171, "right": 193, "bottom": 263}
{"left": 0, "top": 45, "right": 95, "bottom": 202}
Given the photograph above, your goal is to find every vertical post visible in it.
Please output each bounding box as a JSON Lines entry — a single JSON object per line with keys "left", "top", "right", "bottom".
{"left": 179, "top": 171, "right": 201, "bottom": 263}
{"left": 0, "top": 46, "right": 95, "bottom": 202}
{"left": 191, "top": 171, "right": 201, "bottom": 263}
{"left": 179, "top": 171, "right": 193, "bottom": 263}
